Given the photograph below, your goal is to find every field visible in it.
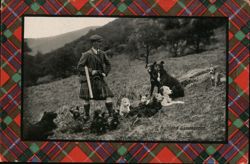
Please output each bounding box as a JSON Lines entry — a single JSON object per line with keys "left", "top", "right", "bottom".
{"left": 23, "top": 32, "right": 226, "bottom": 141}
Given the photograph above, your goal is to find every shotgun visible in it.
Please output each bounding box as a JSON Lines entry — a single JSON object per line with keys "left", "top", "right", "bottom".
{"left": 85, "top": 66, "right": 93, "bottom": 99}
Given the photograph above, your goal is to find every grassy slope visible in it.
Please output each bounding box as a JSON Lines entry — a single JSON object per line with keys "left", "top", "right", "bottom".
{"left": 23, "top": 30, "right": 226, "bottom": 141}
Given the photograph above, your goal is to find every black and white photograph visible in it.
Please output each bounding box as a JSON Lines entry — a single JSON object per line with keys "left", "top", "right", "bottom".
{"left": 22, "top": 16, "right": 227, "bottom": 142}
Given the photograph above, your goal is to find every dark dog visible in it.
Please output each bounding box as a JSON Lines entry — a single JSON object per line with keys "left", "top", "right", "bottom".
{"left": 150, "top": 61, "right": 184, "bottom": 98}
{"left": 69, "top": 106, "right": 81, "bottom": 120}
{"left": 146, "top": 62, "right": 162, "bottom": 96}
{"left": 23, "top": 111, "right": 58, "bottom": 140}
{"left": 69, "top": 106, "right": 87, "bottom": 133}
{"left": 108, "top": 111, "right": 120, "bottom": 130}
{"left": 129, "top": 95, "right": 162, "bottom": 117}
{"left": 90, "top": 110, "right": 109, "bottom": 135}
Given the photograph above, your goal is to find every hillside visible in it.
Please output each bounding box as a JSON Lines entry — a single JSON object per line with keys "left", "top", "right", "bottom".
{"left": 23, "top": 17, "right": 226, "bottom": 86}
{"left": 23, "top": 41, "right": 226, "bottom": 141}
{"left": 26, "top": 26, "right": 97, "bottom": 56}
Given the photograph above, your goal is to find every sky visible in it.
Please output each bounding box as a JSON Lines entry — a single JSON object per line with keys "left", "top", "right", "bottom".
{"left": 24, "top": 17, "right": 116, "bottom": 38}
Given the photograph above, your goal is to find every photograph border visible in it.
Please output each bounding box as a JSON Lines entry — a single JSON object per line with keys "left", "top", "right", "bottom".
{"left": 1, "top": 0, "right": 249, "bottom": 163}
{"left": 21, "top": 15, "right": 229, "bottom": 144}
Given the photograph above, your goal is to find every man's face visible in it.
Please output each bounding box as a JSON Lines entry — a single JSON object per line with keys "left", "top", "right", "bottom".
{"left": 92, "top": 40, "right": 102, "bottom": 50}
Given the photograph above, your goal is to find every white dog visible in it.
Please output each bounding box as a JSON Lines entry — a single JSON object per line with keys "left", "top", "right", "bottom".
{"left": 159, "top": 86, "right": 185, "bottom": 106}
{"left": 119, "top": 98, "right": 131, "bottom": 116}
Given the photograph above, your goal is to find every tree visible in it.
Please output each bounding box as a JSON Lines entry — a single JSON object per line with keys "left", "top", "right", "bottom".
{"left": 157, "top": 18, "right": 181, "bottom": 30}
{"left": 166, "top": 28, "right": 188, "bottom": 57}
{"left": 166, "top": 18, "right": 221, "bottom": 56}
{"left": 128, "top": 23, "right": 164, "bottom": 64}
{"left": 23, "top": 41, "right": 39, "bottom": 86}
{"left": 186, "top": 19, "right": 215, "bottom": 53}
{"left": 48, "top": 46, "right": 77, "bottom": 78}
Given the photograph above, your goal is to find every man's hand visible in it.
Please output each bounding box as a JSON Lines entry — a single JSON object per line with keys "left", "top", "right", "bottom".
{"left": 92, "top": 70, "right": 106, "bottom": 77}
{"left": 92, "top": 70, "right": 98, "bottom": 75}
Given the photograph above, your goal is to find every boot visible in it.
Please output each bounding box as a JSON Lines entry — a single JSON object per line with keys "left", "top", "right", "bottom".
{"left": 105, "top": 102, "right": 113, "bottom": 117}
{"left": 83, "top": 104, "right": 90, "bottom": 121}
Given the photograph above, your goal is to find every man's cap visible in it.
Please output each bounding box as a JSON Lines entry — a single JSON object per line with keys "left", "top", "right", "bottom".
{"left": 89, "top": 35, "right": 103, "bottom": 42}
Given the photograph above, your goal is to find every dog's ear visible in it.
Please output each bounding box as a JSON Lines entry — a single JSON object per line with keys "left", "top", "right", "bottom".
{"left": 145, "top": 94, "right": 149, "bottom": 97}
{"left": 153, "top": 61, "right": 157, "bottom": 65}
{"left": 160, "top": 61, "right": 164, "bottom": 65}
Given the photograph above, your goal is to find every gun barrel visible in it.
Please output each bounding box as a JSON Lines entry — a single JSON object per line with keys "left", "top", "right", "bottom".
{"left": 85, "top": 66, "right": 93, "bottom": 98}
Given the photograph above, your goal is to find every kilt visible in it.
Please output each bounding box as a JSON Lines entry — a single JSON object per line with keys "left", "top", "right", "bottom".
{"left": 79, "top": 75, "right": 114, "bottom": 100}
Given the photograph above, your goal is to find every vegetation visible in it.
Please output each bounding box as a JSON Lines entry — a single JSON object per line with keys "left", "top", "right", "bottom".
{"left": 24, "top": 18, "right": 226, "bottom": 86}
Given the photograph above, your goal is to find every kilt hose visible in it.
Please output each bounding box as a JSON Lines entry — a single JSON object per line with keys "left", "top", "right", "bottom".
{"left": 79, "top": 75, "right": 114, "bottom": 100}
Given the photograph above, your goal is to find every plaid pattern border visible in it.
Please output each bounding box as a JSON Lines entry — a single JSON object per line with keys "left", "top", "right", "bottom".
{"left": 0, "top": 0, "right": 249, "bottom": 163}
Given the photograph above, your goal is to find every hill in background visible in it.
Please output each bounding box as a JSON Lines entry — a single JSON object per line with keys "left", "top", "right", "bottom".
{"left": 26, "top": 26, "right": 97, "bottom": 56}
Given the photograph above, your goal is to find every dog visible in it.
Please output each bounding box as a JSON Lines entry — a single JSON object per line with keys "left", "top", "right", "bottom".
{"left": 128, "top": 95, "right": 149, "bottom": 117}
{"left": 153, "top": 61, "right": 184, "bottom": 99}
{"left": 108, "top": 111, "right": 120, "bottom": 130}
{"left": 146, "top": 62, "right": 161, "bottom": 96}
{"left": 69, "top": 106, "right": 81, "bottom": 120}
{"left": 69, "top": 106, "right": 87, "bottom": 122}
{"left": 129, "top": 94, "right": 162, "bottom": 117}
{"left": 209, "top": 66, "right": 222, "bottom": 87}
{"left": 158, "top": 86, "right": 184, "bottom": 106}
{"left": 90, "top": 110, "right": 109, "bottom": 135}
{"left": 119, "top": 97, "right": 131, "bottom": 116}
{"left": 139, "top": 94, "right": 150, "bottom": 105}
{"left": 143, "top": 95, "right": 162, "bottom": 117}
{"left": 56, "top": 105, "right": 85, "bottom": 133}
{"left": 23, "top": 111, "right": 58, "bottom": 140}
{"left": 68, "top": 106, "right": 88, "bottom": 133}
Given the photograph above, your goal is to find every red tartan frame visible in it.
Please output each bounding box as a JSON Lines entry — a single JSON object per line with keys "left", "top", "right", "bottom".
{"left": 0, "top": 0, "right": 249, "bottom": 163}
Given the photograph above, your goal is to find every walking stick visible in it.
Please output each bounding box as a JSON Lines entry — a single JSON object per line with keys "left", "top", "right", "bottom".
{"left": 85, "top": 66, "right": 93, "bottom": 99}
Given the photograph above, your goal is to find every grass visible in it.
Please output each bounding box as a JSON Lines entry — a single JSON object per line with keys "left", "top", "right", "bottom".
{"left": 23, "top": 34, "right": 227, "bottom": 141}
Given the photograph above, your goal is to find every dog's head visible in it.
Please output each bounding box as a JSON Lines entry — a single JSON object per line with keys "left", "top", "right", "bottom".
{"left": 146, "top": 63, "right": 154, "bottom": 73}
{"left": 154, "top": 93, "right": 164, "bottom": 102}
{"left": 155, "top": 61, "right": 164, "bottom": 72}
{"left": 146, "top": 61, "right": 164, "bottom": 72}
{"left": 139, "top": 94, "right": 151, "bottom": 105}
{"left": 140, "top": 94, "right": 148, "bottom": 103}
{"left": 146, "top": 61, "right": 165, "bottom": 82}
{"left": 120, "top": 97, "right": 130, "bottom": 108}
{"left": 209, "top": 65, "right": 216, "bottom": 74}
{"left": 93, "top": 109, "right": 102, "bottom": 119}
{"left": 69, "top": 106, "right": 81, "bottom": 120}
{"left": 160, "top": 86, "right": 172, "bottom": 96}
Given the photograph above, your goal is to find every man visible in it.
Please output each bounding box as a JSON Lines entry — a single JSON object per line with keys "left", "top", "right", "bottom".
{"left": 77, "top": 34, "right": 114, "bottom": 120}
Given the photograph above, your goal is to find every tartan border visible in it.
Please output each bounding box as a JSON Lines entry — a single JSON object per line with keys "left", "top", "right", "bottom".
{"left": 1, "top": 0, "right": 249, "bottom": 163}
